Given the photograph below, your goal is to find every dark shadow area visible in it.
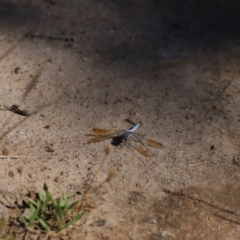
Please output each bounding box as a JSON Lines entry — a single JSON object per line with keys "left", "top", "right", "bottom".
{"left": 111, "top": 135, "right": 123, "bottom": 146}
{"left": 102, "top": 0, "right": 240, "bottom": 63}
{"left": 0, "top": 0, "right": 239, "bottom": 124}
{"left": 1, "top": 0, "right": 240, "bottom": 64}
{"left": 0, "top": 1, "right": 42, "bottom": 27}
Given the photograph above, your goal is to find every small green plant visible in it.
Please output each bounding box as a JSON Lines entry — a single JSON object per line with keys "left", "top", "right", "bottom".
{"left": 20, "top": 183, "right": 84, "bottom": 231}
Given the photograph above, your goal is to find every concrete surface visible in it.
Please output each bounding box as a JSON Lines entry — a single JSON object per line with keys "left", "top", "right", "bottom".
{"left": 0, "top": 0, "right": 240, "bottom": 239}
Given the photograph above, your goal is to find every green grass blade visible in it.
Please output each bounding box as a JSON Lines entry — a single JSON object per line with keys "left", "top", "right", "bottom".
{"left": 29, "top": 203, "right": 36, "bottom": 214}
{"left": 38, "top": 218, "right": 49, "bottom": 230}
{"left": 28, "top": 198, "right": 37, "bottom": 206}
{"left": 60, "top": 212, "right": 85, "bottom": 230}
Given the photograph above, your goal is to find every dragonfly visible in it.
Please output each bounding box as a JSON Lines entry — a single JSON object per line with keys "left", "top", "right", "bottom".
{"left": 85, "top": 120, "right": 164, "bottom": 157}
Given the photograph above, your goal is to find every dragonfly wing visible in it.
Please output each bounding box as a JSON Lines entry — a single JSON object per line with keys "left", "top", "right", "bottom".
{"left": 87, "top": 135, "right": 113, "bottom": 143}
{"left": 143, "top": 138, "right": 164, "bottom": 149}
{"left": 86, "top": 129, "right": 124, "bottom": 143}
{"left": 127, "top": 132, "right": 164, "bottom": 149}
{"left": 134, "top": 145, "right": 152, "bottom": 157}
{"left": 128, "top": 132, "right": 145, "bottom": 142}
{"left": 124, "top": 118, "right": 136, "bottom": 125}
{"left": 90, "top": 128, "right": 113, "bottom": 136}
{"left": 128, "top": 141, "right": 152, "bottom": 157}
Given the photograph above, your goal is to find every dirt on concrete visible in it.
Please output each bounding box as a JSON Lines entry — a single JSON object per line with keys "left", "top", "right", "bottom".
{"left": 0, "top": 0, "right": 240, "bottom": 239}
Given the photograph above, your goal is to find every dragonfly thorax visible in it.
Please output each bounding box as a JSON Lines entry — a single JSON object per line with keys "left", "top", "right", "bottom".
{"left": 122, "top": 122, "right": 142, "bottom": 140}
{"left": 122, "top": 130, "right": 132, "bottom": 140}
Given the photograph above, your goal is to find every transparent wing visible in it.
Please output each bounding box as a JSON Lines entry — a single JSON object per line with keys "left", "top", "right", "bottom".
{"left": 128, "top": 132, "right": 145, "bottom": 141}
{"left": 128, "top": 132, "right": 164, "bottom": 149}
{"left": 127, "top": 132, "right": 164, "bottom": 157}
{"left": 143, "top": 138, "right": 164, "bottom": 149}
{"left": 127, "top": 133, "right": 153, "bottom": 157}
{"left": 85, "top": 128, "right": 123, "bottom": 143}
{"left": 88, "top": 128, "right": 113, "bottom": 136}
{"left": 85, "top": 128, "right": 164, "bottom": 157}
{"left": 129, "top": 141, "right": 152, "bottom": 157}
